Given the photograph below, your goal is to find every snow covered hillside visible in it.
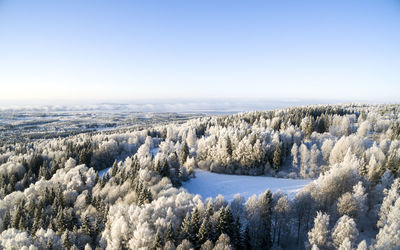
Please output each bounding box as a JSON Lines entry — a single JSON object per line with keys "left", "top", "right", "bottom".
{"left": 183, "top": 169, "right": 312, "bottom": 201}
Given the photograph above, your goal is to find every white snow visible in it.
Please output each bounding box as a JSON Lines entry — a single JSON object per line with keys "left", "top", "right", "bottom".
{"left": 150, "top": 147, "right": 159, "bottom": 156}
{"left": 98, "top": 167, "right": 111, "bottom": 177}
{"left": 183, "top": 169, "right": 312, "bottom": 201}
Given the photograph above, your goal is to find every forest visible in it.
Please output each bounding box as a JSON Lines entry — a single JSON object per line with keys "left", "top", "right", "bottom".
{"left": 0, "top": 103, "right": 399, "bottom": 249}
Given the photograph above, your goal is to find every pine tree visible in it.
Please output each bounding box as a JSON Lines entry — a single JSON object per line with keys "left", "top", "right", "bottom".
{"left": 21, "top": 173, "right": 29, "bottom": 188}
{"left": 153, "top": 229, "right": 163, "bottom": 249}
{"left": 56, "top": 207, "right": 66, "bottom": 233}
{"left": 166, "top": 223, "right": 176, "bottom": 244}
{"left": 273, "top": 143, "right": 282, "bottom": 170}
{"left": 85, "top": 191, "right": 92, "bottom": 205}
{"left": 197, "top": 219, "right": 209, "bottom": 246}
{"left": 226, "top": 136, "right": 233, "bottom": 157}
{"left": 162, "top": 159, "right": 170, "bottom": 178}
{"left": 46, "top": 238, "right": 53, "bottom": 250}
{"left": 180, "top": 142, "right": 189, "bottom": 165}
{"left": 360, "top": 153, "right": 368, "bottom": 177}
{"left": 56, "top": 187, "right": 64, "bottom": 207}
{"left": 12, "top": 206, "right": 23, "bottom": 229}
{"left": 138, "top": 186, "right": 152, "bottom": 205}
{"left": 18, "top": 215, "right": 25, "bottom": 231}
{"left": 232, "top": 217, "right": 242, "bottom": 250}
{"left": 111, "top": 160, "right": 118, "bottom": 177}
{"left": 79, "top": 142, "right": 92, "bottom": 166}
{"left": 190, "top": 207, "right": 201, "bottom": 245}
{"left": 218, "top": 206, "right": 234, "bottom": 240}
{"left": 305, "top": 116, "right": 314, "bottom": 139}
{"left": 181, "top": 212, "right": 191, "bottom": 241}
{"left": 2, "top": 211, "right": 10, "bottom": 229}
{"left": 62, "top": 230, "right": 71, "bottom": 249}
{"left": 92, "top": 217, "right": 101, "bottom": 243}
{"left": 324, "top": 113, "right": 330, "bottom": 132}
{"left": 243, "top": 225, "right": 252, "bottom": 250}
{"left": 259, "top": 190, "right": 273, "bottom": 249}
{"left": 386, "top": 153, "right": 397, "bottom": 175}
{"left": 82, "top": 214, "right": 91, "bottom": 235}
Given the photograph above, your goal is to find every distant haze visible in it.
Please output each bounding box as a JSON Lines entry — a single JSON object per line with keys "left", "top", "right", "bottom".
{"left": 0, "top": 98, "right": 366, "bottom": 114}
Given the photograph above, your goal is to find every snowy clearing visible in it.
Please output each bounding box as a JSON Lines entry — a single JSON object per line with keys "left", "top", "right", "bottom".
{"left": 183, "top": 169, "right": 312, "bottom": 201}
{"left": 150, "top": 147, "right": 159, "bottom": 156}
{"left": 98, "top": 167, "right": 111, "bottom": 177}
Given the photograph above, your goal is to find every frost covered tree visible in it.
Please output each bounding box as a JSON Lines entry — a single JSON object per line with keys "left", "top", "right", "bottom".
{"left": 377, "top": 178, "right": 400, "bottom": 228}
{"left": 291, "top": 143, "right": 299, "bottom": 169}
{"left": 375, "top": 197, "right": 400, "bottom": 249}
{"left": 332, "top": 215, "right": 358, "bottom": 248}
{"left": 299, "top": 144, "right": 310, "bottom": 178}
{"left": 338, "top": 237, "right": 352, "bottom": 250}
{"left": 273, "top": 143, "right": 282, "bottom": 170}
{"left": 200, "top": 240, "right": 213, "bottom": 250}
{"left": 177, "top": 239, "right": 193, "bottom": 250}
{"left": 186, "top": 129, "right": 197, "bottom": 149}
{"left": 308, "top": 212, "right": 330, "bottom": 249}
{"left": 1, "top": 103, "right": 400, "bottom": 249}
{"left": 213, "top": 233, "right": 232, "bottom": 250}
{"left": 356, "top": 240, "right": 367, "bottom": 250}
{"left": 273, "top": 195, "right": 292, "bottom": 246}
{"left": 337, "top": 192, "right": 358, "bottom": 219}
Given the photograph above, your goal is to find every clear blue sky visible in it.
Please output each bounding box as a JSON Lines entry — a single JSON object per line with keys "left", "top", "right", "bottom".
{"left": 0, "top": 0, "right": 399, "bottom": 104}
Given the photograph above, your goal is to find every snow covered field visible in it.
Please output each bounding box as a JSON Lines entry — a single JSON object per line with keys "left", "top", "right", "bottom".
{"left": 183, "top": 169, "right": 312, "bottom": 201}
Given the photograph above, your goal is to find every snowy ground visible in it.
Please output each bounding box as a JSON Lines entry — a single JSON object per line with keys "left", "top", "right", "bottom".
{"left": 183, "top": 169, "right": 312, "bottom": 201}
{"left": 150, "top": 147, "right": 159, "bottom": 156}
{"left": 98, "top": 167, "right": 111, "bottom": 177}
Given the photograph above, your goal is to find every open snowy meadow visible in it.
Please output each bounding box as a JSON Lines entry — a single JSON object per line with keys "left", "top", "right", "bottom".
{"left": 183, "top": 169, "right": 312, "bottom": 201}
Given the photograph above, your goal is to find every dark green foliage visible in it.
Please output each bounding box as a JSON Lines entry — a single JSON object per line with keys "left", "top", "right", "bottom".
{"left": 82, "top": 214, "right": 91, "bottom": 235}
{"left": 315, "top": 115, "right": 326, "bottom": 133}
{"left": 62, "top": 230, "right": 71, "bottom": 249}
{"left": 259, "top": 190, "right": 273, "bottom": 249}
{"left": 243, "top": 225, "right": 252, "bottom": 250}
{"left": 273, "top": 143, "right": 282, "bottom": 170}
{"left": 78, "top": 141, "right": 93, "bottom": 166}
{"left": 190, "top": 208, "right": 201, "bottom": 245}
{"left": 137, "top": 184, "right": 153, "bottom": 206}
{"left": 305, "top": 116, "right": 314, "bottom": 139}
{"left": 324, "top": 113, "right": 330, "bottom": 132}
{"left": 111, "top": 160, "right": 118, "bottom": 177}
{"left": 2, "top": 211, "right": 10, "bottom": 229}
{"left": 30, "top": 154, "right": 44, "bottom": 176}
{"left": 218, "top": 206, "right": 234, "bottom": 241}
{"left": 153, "top": 229, "right": 163, "bottom": 249}
{"left": 391, "top": 121, "right": 400, "bottom": 140}
{"left": 232, "top": 217, "right": 242, "bottom": 250}
{"left": 386, "top": 153, "right": 398, "bottom": 176}
{"left": 181, "top": 212, "right": 191, "bottom": 241}
{"left": 226, "top": 136, "right": 233, "bottom": 157}
{"left": 197, "top": 218, "right": 209, "bottom": 246}
{"left": 56, "top": 207, "right": 66, "bottom": 233}
{"left": 154, "top": 157, "right": 170, "bottom": 178}
{"left": 12, "top": 201, "right": 24, "bottom": 229}
{"left": 166, "top": 223, "right": 176, "bottom": 244}
{"left": 180, "top": 141, "right": 189, "bottom": 165}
